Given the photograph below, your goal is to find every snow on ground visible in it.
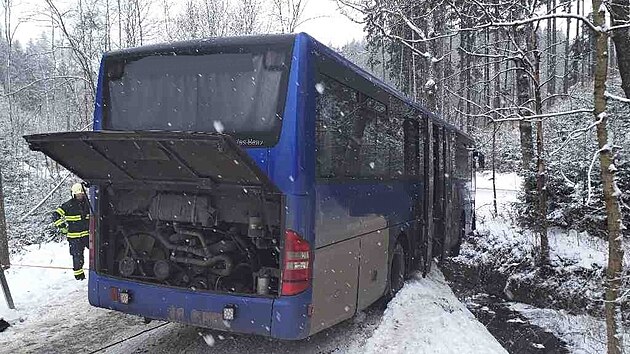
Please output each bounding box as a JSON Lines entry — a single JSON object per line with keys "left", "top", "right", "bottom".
{"left": 547, "top": 227, "right": 626, "bottom": 269}
{"left": 471, "top": 172, "right": 630, "bottom": 353}
{"left": 476, "top": 171, "right": 522, "bottom": 191}
{"left": 0, "top": 241, "right": 89, "bottom": 323}
{"left": 347, "top": 266, "right": 507, "bottom": 354}
{"left": 510, "top": 303, "right": 630, "bottom": 354}
{"left": 473, "top": 172, "right": 630, "bottom": 269}
{"left": 0, "top": 242, "right": 152, "bottom": 353}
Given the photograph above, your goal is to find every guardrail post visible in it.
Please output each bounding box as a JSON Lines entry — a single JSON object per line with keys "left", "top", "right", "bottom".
{"left": 0, "top": 269, "right": 14, "bottom": 310}
{"left": 0, "top": 171, "right": 14, "bottom": 310}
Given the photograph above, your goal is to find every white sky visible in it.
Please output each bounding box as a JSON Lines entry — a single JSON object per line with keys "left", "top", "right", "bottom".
{"left": 294, "top": 0, "right": 365, "bottom": 47}
{"left": 12, "top": 0, "right": 366, "bottom": 48}
{"left": 10, "top": 0, "right": 599, "bottom": 48}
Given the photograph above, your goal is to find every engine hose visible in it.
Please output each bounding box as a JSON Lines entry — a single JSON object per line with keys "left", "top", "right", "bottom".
{"left": 154, "top": 228, "right": 209, "bottom": 258}
{"left": 170, "top": 254, "right": 234, "bottom": 277}
{"left": 173, "top": 224, "right": 211, "bottom": 257}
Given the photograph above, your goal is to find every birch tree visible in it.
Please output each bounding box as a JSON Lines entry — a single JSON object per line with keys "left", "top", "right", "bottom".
{"left": 592, "top": 2, "right": 625, "bottom": 352}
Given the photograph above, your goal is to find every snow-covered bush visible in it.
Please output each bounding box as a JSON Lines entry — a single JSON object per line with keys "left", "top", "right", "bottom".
{"left": 513, "top": 80, "right": 630, "bottom": 241}
{"left": 471, "top": 122, "right": 521, "bottom": 174}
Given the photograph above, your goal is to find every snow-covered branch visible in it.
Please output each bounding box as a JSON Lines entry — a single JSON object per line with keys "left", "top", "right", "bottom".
{"left": 459, "top": 12, "right": 601, "bottom": 34}
{"left": 492, "top": 109, "right": 594, "bottom": 123}
{"left": 605, "top": 92, "right": 630, "bottom": 103}
{"left": 550, "top": 113, "right": 605, "bottom": 157}
{"left": 2, "top": 76, "right": 91, "bottom": 97}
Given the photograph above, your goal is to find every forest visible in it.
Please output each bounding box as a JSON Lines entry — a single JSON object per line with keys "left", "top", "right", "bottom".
{"left": 0, "top": 0, "right": 628, "bottom": 353}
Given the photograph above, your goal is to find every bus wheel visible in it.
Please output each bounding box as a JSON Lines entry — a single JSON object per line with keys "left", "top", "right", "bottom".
{"left": 388, "top": 243, "right": 405, "bottom": 299}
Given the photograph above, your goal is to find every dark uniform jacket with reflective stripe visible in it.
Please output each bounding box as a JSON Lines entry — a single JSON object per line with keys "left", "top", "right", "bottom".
{"left": 53, "top": 198, "right": 90, "bottom": 238}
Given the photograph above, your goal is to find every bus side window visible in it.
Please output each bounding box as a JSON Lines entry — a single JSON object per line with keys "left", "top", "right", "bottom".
{"left": 454, "top": 136, "right": 471, "bottom": 180}
{"left": 378, "top": 105, "right": 403, "bottom": 177}
{"left": 315, "top": 74, "right": 395, "bottom": 180}
{"left": 403, "top": 119, "right": 419, "bottom": 177}
{"left": 315, "top": 75, "right": 358, "bottom": 178}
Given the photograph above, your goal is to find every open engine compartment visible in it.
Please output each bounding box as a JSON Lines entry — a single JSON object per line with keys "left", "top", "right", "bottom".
{"left": 24, "top": 131, "right": 286, "bottom": 296}
{"left": 97, "top": 185, "right": 283, "bottom": 296}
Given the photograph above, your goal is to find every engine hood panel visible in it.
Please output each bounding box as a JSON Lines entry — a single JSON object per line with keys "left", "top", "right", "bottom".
{"left": 24, "top": 131, "right": 278, "bottom": 190}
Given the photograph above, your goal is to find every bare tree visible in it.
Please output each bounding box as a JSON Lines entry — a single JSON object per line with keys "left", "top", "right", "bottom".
{"left": 2, "top": 0, "right": 20, "bottom": 144}
{"left": 44, "top": 0, "right": 98, "bottom": 97}
{"left": 200, "top": 0, "right": 230, "bottom": 37}
{"left": 0, "top": 169, "right": 8, "bottom": 270}
{"left": 592, "top": 2, "right": 625, "bottom": 353}
{"left": 234, "top": 0, "right": 265, "bottom": 34}
{"left": 122, "top": 0, "right": 149, "bottom": 46}
{"left": 272, "top": 0, "right": 309, "bottom": 33}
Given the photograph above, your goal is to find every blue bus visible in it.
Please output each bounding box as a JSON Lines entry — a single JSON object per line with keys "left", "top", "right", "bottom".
{"left": 25, "top": 33, "right": 476, "bottom": 340}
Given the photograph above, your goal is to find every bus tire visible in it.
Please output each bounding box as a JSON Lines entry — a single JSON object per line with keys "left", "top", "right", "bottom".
{"left": 386, "top": 242, "right": 405, "bottom": 300}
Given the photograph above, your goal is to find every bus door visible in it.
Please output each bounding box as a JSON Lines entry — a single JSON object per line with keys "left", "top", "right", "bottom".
{"left": 432, "top": 124, "right": 446, "bottom": 260}
{"left": 403, "top": 118, "right": 422, "bottom": 269}
{"left": 422, "top": 121, "right": 433, "bottom": 275}
{"left": 443, "top": 131, "right": 454, "bottom": 259}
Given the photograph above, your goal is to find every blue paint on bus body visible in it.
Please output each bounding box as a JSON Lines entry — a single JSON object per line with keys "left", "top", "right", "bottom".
{"left": 85, "top": 32, "right": 467, "bottom": 341}
{"left": 88, "top": 33, "right": 316, "bottom": 340}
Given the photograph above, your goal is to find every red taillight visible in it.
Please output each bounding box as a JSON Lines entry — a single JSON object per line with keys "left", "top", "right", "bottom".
{"left": 281, "top": 230, "right": 311, "bottom": 296}
{"left": 89, "top": 216, "right": 95, "bottom": 269}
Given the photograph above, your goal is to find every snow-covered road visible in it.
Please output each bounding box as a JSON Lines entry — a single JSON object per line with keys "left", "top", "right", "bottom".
{"left": 0, "top": 241, "right": 506, "bottom": 354}
{"left": 0, "top": 243, "right": 157, "bottom": 353}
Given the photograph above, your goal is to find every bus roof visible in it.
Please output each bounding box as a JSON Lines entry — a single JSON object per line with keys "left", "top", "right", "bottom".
{"left": 103, "top": 32, "right": 473, "bottom": 144}
{"left": 104, "top": 33, "right": 297, "bottom": 59}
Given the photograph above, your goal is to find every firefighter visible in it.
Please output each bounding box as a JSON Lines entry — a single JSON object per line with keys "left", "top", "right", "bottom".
{"left": 53, "top": 183, "right": 90, "bottom": 280}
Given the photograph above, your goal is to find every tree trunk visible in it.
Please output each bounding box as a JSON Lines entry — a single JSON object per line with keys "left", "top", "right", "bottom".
{"left": 492, "top": 123, "right": 498, "bottom": 216}
{"left": 592, "top": 2, "right": 625, "bottom": 353}
{"left": 105, "top": 0, "right": 111, "bottom": 51}
{"left": 0, "top": 170, "right": 9, "bottom": 270}
{"left": 4, "top": 0, "right": 14, "bottom": 147}
{"left": 548, "top": 0, "right": 557, "bottom": 98}
{"left": 117, "top": 0, "right": 122, "bottom": 47}
{"left": 516, "top": 56, "right": 534, "bottom": 171}
{"left": 458, "top": 28, "right": 467, "bottom": 129}
{"left": 484, "top": 28, "right": 490, "bottom": 117}
{"left": 533, "top": 50, "right": 550, "bottom": 266}
{"left": 563, "top": 1, "right": 571, "bottom": 93}
{"left": 428, "top": 5, "right": 444, "bottom": 114}
{"left": 610, "top": 0, "right": 630, "bottom": 98}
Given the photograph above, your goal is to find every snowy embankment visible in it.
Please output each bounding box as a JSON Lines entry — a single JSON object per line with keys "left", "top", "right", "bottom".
{"left": 348, "top": 266, "right": 507, "bottom": 354}
{"left": 461, "top": 171, "right": 629, "bottom": 353}
{"left": 474, "top": 171, "right": 630, "bottom": 270}
{"left": 510, "top": 303, "right": 629, "bottom": 354}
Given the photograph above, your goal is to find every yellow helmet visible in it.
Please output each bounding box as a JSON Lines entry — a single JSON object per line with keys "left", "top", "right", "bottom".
{"left": 71, "top": 183, "right": 85, "bottom": 196}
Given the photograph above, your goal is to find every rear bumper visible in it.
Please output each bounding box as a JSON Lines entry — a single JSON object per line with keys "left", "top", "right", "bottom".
{"left": 88, "top": 271, "right": 312, "bottom": 340}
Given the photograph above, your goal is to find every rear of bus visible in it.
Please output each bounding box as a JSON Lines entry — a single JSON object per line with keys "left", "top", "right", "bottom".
{"left": 25, "top": 34, "right": 317, "bottom": 340}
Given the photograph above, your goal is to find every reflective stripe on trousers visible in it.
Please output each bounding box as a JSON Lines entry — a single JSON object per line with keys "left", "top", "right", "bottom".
{"left": 67, "top": 231, "right": 89, "bottom": 238}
